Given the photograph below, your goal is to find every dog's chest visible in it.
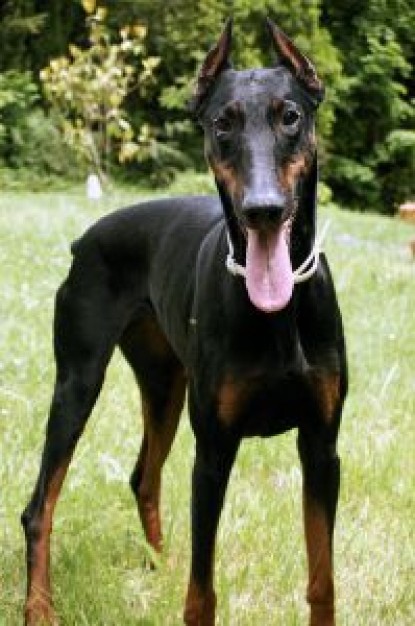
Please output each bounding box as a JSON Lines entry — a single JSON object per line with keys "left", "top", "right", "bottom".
{"left": 216, "top": 367, "right": 304, "bottom": 437}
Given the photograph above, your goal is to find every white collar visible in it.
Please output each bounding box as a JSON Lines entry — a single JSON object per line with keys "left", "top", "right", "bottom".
{"left": 225, "top": 220, "right": 330, "bottom": 284}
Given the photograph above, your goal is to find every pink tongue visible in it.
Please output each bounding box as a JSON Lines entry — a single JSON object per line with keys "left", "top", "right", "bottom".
{"left": 245, "top": 227, "right": 293, "bottom": 312}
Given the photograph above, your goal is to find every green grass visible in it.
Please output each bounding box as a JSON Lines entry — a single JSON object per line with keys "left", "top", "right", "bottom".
{"left": 1, "top": 185, "right": 414, "bottom": 625}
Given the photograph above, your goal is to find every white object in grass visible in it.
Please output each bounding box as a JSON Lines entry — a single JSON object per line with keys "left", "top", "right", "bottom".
{"left": 86, "top": 173, "right": 103, "bottom": 200}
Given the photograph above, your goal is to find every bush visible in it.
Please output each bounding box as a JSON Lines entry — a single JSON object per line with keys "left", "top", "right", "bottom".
{"left": 41, "top": 5, "right": 159, "bottom": 181}
{"left": 8, "top": 109, "right": 81, "bottom": 178}
{"left": 0, "top": 71, "right": 38, "bottom": 162}
{"left": 376, "top": 130, "right": 415, "bottom": 210}
{"left": 0, "top": 70, "right": 81, "bottom": 185}
{"left": 322, "top": 3, "right": 415, "bottom": 213}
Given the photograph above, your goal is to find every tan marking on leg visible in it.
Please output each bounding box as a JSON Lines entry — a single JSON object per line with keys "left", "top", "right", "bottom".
{"left": 304, "top": 496, "right": 335, "bottom": 626}
{"left": 25, "top": 598, "right": 58, "bottom": 626}
{"left": 137, "top": 396, "right": 162, "bottom": 552}
{"left": 310, "top": 373, "right": 340, "bottom": 425}
{"left": 184, "top": 579, "right": 216, "bottom": 626}
{"left": 217, "top": 379, "right": 240, "bottom": 427}
{"left": 25, "top": 462, "right": 69, "bottom": 626}
{"left": 138, "top": 370, "right": 186, "bottom": 553}
{"left": 138, "top": 315, "right": 175, "bottom": 358}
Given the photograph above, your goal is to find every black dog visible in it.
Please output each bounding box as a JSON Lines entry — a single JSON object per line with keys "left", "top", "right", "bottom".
{"left": 22, "top": 19, "right": 347, "bottom": 626}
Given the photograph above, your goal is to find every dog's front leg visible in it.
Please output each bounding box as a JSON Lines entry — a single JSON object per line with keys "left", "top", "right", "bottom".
{"left": 184, "top": 435, "right": 239, "bottom": 626}
{"left": 297, "top": 429, "right": 340, "bottom": 626}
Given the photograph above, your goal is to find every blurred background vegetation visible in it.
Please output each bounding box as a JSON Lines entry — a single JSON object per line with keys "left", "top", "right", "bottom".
{"left": 0, "top": 0, "right": 413, "bottom": 213}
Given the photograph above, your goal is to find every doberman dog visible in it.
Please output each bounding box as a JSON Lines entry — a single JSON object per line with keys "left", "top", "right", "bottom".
{"left": 22, "top": 19, "right": 347, "bottom": 626}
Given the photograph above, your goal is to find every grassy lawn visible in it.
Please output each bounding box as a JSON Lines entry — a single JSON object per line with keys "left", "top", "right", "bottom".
{"left": 0, "top": 185, "right": 414, "bottom": 625}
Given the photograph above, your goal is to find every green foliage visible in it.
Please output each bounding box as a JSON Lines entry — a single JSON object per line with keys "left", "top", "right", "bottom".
{"left": 0, "top": 71, "right": 38, "bottom": 144}
{"left": 0, "top": 70, "right": 80, "bottom": 182}
{"left": 0, "top": 1, "right": 46, "bottom": 71}
{"left": 41, "top": 6, "right": 159, "bottom": 180}
{"left": 377, "top": 130, "right": 415, "bottom": 209}
{"left": 9, "top": 110, "right": 81, "bottom": 176}
{"left": 322, "top": 0, "right": 415, "bottom": 211}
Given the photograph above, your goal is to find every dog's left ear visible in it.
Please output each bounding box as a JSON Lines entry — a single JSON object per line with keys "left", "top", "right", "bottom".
{"left": 266, "top": 18, "right": 324, "bottom": 105}
{"left": 189, "top": 18, "right": 233, "bottom": 118}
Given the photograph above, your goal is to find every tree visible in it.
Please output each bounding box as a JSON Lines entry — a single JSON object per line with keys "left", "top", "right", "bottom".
{"left": 0, "top": 0, "right": 45, "bottom": 71}
{"left": 321, "top": 0, "right": 415, "bottom": 211}
{"left": 41, "top": 4, "right": 159, "bottom": 180}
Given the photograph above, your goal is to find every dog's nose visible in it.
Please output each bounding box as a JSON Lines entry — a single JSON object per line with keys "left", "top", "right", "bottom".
{"left": 242, "top": 195, "right": 286, "bottom": 229}
{"left": 243, "top": 206, "right": 283, "bottom": 229}
{"left": 242, "top": 189, "right": 286, "bottom": 229}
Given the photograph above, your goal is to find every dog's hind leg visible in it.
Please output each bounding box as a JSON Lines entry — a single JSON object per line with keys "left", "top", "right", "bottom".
{"left": 119, "top": 314, "right": 186, "bottom": 554}
{"left": 21, "top": 274, "right": 124, "bottom": 626}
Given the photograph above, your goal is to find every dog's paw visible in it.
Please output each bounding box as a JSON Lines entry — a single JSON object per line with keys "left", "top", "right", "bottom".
{"left": 25, "top": 598, "right": 58, "bottom": 626}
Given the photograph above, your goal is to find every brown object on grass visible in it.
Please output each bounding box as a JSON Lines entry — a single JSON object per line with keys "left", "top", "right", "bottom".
{"left": 399, "top": 202, "right": 415, "bottom": 223}
{"left": 398, "top": 203, "right": 415, "bottom": 257}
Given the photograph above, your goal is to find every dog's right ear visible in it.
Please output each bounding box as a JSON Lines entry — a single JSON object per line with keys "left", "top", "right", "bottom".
{"left": 188, "top": 18, "right": 233, "bottom": 118}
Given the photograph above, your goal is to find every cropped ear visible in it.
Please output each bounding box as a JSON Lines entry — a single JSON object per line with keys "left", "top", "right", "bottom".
{"left": 266, "top": 18, "right": 324, "bottom": 105}
{"left": 188, "top": 18, "right": 233, "bottom": 118}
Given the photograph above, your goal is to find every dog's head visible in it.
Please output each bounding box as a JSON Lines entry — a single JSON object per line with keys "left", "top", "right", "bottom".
{"left": 189, "top": 19, "right": 324, "bottom": 312}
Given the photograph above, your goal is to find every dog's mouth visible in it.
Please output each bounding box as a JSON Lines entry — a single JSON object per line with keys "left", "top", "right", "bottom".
{"left": 236, "top": 203, "right": 295, "bottom": 313}
{"left": 244, "top": 220, "right": 293, "bottom": 313}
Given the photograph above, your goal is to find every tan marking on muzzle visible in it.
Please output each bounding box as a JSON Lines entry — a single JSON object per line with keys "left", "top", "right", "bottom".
{"left": 209, "top": 159, "right": 243, "bottom": 203}
{"left": 279, "top": 154, "right": 309, "bottom": 193}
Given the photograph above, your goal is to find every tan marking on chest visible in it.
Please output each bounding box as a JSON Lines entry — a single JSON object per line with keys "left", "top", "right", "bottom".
{"left": 218, "top": 377, "right": 255, "bottom": 427}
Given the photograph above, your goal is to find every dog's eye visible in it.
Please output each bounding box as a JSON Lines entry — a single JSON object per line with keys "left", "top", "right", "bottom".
{"left": 213, "top": 116, "right": 233, "bottom": 139}
{"left": 281, "top": 103, "right": 302, "bottom": 134}
{"left": 283, "top": 109, "right": 300, "bottom": 126}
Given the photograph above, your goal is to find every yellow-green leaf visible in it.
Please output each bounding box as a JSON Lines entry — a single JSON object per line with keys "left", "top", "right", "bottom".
{"left": 82, "top": 0, "right": 96, "bottom": 14}
{"left": 133, "top": 24, "right": 147, "bottom": 39}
